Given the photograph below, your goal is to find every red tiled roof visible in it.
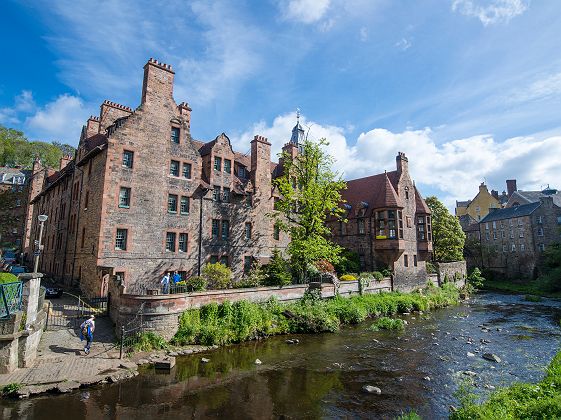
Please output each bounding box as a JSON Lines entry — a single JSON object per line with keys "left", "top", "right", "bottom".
{"left": 84, "top": 133, "right": 108, "bottom": 153}
{"left": 415, "top": 187, "right": 431, "bottom": 214}
{"left": 342, "top": 171, "right": 403, "bottom": 216}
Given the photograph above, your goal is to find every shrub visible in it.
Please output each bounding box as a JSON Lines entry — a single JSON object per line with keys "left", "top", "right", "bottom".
{"left": 467, "top": 267, "right": 485, "bottom": 290}
{"left": 186, "top": 276, "right": 207, "bottom": 292}
{"left": 0, "top": 273, "right": 18, "bottom": 284}
{"left": 369, "top": 317, "right": 405, "bottom": 331}
{"left": 333, "top": 248, "right": 360, "bottom": 275}
{"left": 234, "top": 263, "right": 267, "bottom": 289}
{"left": 131, "top": 332, "right": 168, "bottom": 352}
{"left": 202, "top": 263, "right": 232, "bottom": 290}
{"left": 426, "top": 261, "right": 437, "bottom": 274}
{"left": 524, "top": 294, "right": 542, "bottom": 302}
{"left": 262, "top": 249, "right": 292, "bottom": 287}
{"left": 340, "top": 274, "right": 357, "bottom": 281}
{"left": 381, "top": 268, "right": 392, "bottom": 277}
{"left": 1, "top": 382, "right": 22, "bottom": 396}
{"left": 371, "top": 271, "right": 384, "bottom": 281}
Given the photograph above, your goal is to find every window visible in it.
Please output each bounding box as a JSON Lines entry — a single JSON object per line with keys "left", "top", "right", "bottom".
{"left": 213, "top": 186, "right": 221, "bottom": 201}
{"left": 212, "top": 220, "right": 220, "bottom": 239}
{"left": 404, "top": 254, "right": 409, "bottom": 267}
{"left": 485, "top": 222, "right": 489, "bottom": 230}
{"left": 511, "top": 243, "right": 516, "bottom": 252}
{"left": 501, "top": 230, "right": 505, "bottom": 238}
{"left": 537, "top": 215, "right": 543, "bottom": 224}
{"left": 518, "top": 218, "right": 523, "bottom": 226}
{"left": 223, "top": 187, "right": 230, "bottom": 203}
{"left": 417, "top": 216, "right": 426, "bottom": 240}
{"left": 557, "top": 216, "right": 561, "bottom": 225}
{"left": 220, "top": 256, "right": 229, "bottom": 266}
{"left": 357, "top": 218, "right": 365, "bottom": 234}
{"left": 400, "top": 212, "right": 405, "bottom": 238}
{"left": 170, "top": 160, "right": 180, "bottom": 176}
{"left": 214, "top": 156, "right": 222, "bottom": 171}
{"left": 115, "top": 272, "right": 125, "bottom": 285}
{"left": 510, "top": 231, "right": 514, "bottom": 239}
{"left": 274, "top": 224, "right": 280, "bottom": 240}
{"left": 238, "top": 166, "right": 247, "bottom": 178}
{"left": 245, "top": 193, "right": 252, "bottom": 207}
{"left": 221, "top": 220, "right": 230, "bottom": 240}
{"left": 168, "top": 194, "right": 178, "bottom": 213}
{"left": 115, "top": 229, "right": 128, "bottom": 250}
{"left": 182, "top": 163, "right": 192, "bottom": 179}
{"left": 166, "top": 232, "right": 176, "bottom": 252}
{"left": 502, "top": 245, "right": 507, "bottom": 252}
{"left": 245, "top": 223, "right": 252, "bottom": 239}
{"left": 538, "top": 243, "right": 546, "bottom": 252}
{"left": 388, "top": 210, "right": 397, "bottom": 239}
{"left": 171, "top": 127, "right": 180, "bottom": 143}
{"left": 119, "top": 187, "right": 131, "bottom": 208}
{"left": 81, "top": 228, "right": 86, "bottom": 248}
{"left": 210, "top": 255, "right": 219, "bottom": 264}
{"left": 520, "top": 244, "right": 525, "bottom": 251}
{"left": 122, "top": 150, "right": 134, "bottom": 168}
{"left": 244, "top": 256, "right": 253, "bottom": 274}
{"left": 84, "top": 191, "right": 89, "bottom": 209}
{"left": 538, "top": 227, "right": 544, "bottom": 237}
{"left": 413, "top": 255, "right": 418, "bottom": 267}
{"left": 493, "top": 231, "right": 497, "bottom": 240}
{"left": 178, "top": 233, "right": 188, "bottom": 252}
{"left": 509, "top": 219, "right": 513, "bottom": 227}
{"left": 492, "top": 221, "right": 496, "bottom": 229}
{"left": 519, "top": 230, "right": 524, "bottom": 238}
{"left": 485, "top": 232, "right": 489, "bottom": 240}
{"left": 224, "top": 159, "right": 231, "bottom": 174}
{"left": 180, "top": 196, "right": 190, "bottom": 214}
{"left": 15, "top": 199, "right": 21, "bottom": 207}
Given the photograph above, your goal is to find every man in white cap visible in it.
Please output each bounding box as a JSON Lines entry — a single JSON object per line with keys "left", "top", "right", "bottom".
{"left": 80, "top": 315, "right": 96, "bottom": 355}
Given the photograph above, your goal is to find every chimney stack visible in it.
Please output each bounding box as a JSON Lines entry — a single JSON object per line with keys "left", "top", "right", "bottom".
{"left": 250, "top": 135, "right": 272, "bottom": 193}
{"left": 396, "top": 152, "right": 408, "bottom": 176}
{"left": 506, "top": 179, "right": 517, "bottom": 197}
{"left": 141, "top": 58, "right": 175, "bottom": 106}
{"left": 491, "top": 189, "right": 499, "bottom": 200}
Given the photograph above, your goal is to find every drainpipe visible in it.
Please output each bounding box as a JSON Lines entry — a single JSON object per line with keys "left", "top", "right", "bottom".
{"left": 61, "top": 165, "right": 77, "bottom": 285}
{"left": 197, "top": 187, "right": 210, "bottom": 276}
{"left": 70, "top": 165, "right": 85, "bottom": 286}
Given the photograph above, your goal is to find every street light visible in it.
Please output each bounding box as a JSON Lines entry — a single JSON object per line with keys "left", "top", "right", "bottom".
{"left": 33, "top": 214, "right": 48, "bottom": 273}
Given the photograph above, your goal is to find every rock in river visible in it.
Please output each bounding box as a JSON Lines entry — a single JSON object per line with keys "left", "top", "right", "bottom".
{"left": 482, "top": 353, "right": 501, "bottom": 363}
{"left": 362, "top": 385, "right": 382, "bottom": 394}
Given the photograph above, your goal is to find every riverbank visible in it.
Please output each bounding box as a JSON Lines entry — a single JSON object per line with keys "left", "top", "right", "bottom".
{"left": 171, "top": 283, "right": 461, "bottom": 347}
{"left": 483, "top": 278, "right": 561, "bottom": 299}
{"left": 451, "top": 348, "right": 561, "bottom": 419}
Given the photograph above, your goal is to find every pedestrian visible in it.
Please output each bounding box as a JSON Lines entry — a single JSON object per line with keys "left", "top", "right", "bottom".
{"left": 80, "top": 315, "right": 95, "bottom": 355}
{"left": 161, "top": 272, "right": 170, "bottom": 294}
{"left": 172, "top": 270, "right": 181, "bottom": 285}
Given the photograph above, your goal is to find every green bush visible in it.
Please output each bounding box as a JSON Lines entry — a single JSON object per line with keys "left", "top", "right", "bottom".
{"left": 381, "top": 268, "right": 392, "bottom": 277}
{"left": 202, "top": 263, "right": 232, "bottom": 290}
{"left": 371, "top": 271, "right": 384, "bottom": 281}
{"left": 524, "top": 294, "right": 542, "bottom": 302}
{"left": 185, "top": 276, "right": 207, "bottom": 292}
{"left": 370, "top": 316, "right": 405, "bottom": 331}
{"left": 340, "top": 274, "right": 357, "bottom": 281}
{"left": 262, "top": 249, "right": 292, "bottom": 287}
{"left": 333, "top": 248, "right": 360, "bottom": 275}
{"left": 131, "top": 332, "right": 168, "bottom": 352}
{"left": 0, "top": 273, "right": 18, "bottom": 284}
{"left": 426, "top": 261, "right": 437, "bottom": 274}
{"left": 1, "top": 382, "right": 22, "bottom": 396}
{"left": 234, "top": 263, "right": 266, "bottom": 288}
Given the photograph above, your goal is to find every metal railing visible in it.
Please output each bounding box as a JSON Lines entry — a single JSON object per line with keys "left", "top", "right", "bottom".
{"left": 0, "top": 281, "right": 23, "bottom": 318}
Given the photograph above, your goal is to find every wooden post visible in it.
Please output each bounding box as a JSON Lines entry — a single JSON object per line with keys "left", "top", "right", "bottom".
{"left": 119, "top": 326, "right": 125, "bottom": 359}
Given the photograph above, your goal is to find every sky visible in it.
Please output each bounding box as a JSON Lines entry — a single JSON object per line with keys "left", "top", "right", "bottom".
{"left": 1, "top": 0, "right": 560, "bottom": 208}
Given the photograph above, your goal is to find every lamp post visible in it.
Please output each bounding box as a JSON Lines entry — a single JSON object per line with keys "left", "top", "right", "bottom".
{"left": 33, "top": 214, "right": 48, "bottom": 273}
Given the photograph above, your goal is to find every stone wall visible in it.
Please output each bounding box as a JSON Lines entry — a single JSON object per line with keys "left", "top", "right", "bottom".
{"left": 110, "top": 278, "right": 392, "bottom": 340}
{"left": 436, "top": 261, "right": 467, "bottom": 287}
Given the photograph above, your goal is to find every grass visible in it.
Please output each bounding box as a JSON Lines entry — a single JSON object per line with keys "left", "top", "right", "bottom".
{"left": 483, "top": 278, "right": 561, "bottom": 299}
{"left": 370, "top": 317, "right": 405, "bottom": 331}
{"left": 451, "top": 349, "right": 561, "bottom": 419}
{"left": 1, "top": 382, "right": 22, "bottom": 397}
{"left": 524, "top": 294, "right": 542, "bottom": 303}
{"left": 171, "top": 283, "right": 460, "bottom": 347}
{"left": 128, "top": 331, "right": 169, "bottom": 352}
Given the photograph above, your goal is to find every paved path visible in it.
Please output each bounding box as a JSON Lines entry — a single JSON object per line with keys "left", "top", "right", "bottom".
{"left": 0, "top": 310, "right": 131, "bottom": 388}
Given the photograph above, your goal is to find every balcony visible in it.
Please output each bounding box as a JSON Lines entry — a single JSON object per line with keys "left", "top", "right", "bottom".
{"left": 374, "top": 237, "right": 405, "bottom": 252}
{"left": 417, "top": 241, "right": 433, "bottom": 253}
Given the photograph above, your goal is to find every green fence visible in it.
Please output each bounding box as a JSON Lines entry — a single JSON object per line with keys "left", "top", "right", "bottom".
{"left": 0, "top": 281, "right": 23, "bottom": 318}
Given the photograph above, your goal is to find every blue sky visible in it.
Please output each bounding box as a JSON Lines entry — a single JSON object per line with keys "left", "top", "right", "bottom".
{"left": 1, "top": 0, "right": 560, "bottom": 207}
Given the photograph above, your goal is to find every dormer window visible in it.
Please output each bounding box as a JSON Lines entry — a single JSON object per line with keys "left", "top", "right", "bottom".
{"left": 238, "top": 166, "right": 247, "bottom": 178}
{"left": 171, "top": 127, "right": 180, "bottom": 143}
{"left": 224, "top": 159, "right": 231, "bottom": 174}
{"left": 214, "top": 157, "right": 222, "bottom": 171}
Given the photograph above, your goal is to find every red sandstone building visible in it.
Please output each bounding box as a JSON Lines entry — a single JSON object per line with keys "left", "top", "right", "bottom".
{"left": 0, "top": 167, "right": 31, "bottom": 252}
{"left": 328, "top": 153, "right": 433, "bottom": 290}
{"left": 25, "top": 59, "right": 290, "bottom": 296}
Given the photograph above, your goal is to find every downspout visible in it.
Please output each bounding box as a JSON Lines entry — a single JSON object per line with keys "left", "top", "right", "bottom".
{"left": 197, "top": 187, "right": 209, "bottom": 276}
{"left": 61, "top": 165, "right": 76, "bottom": 285}
{"left": 71, "top": 165, "right": 85, "bottom": 286}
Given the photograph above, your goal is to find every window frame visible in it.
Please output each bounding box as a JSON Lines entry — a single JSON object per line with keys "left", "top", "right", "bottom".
{"left": 115, "top": 228, "right": 128, "bottom": 251}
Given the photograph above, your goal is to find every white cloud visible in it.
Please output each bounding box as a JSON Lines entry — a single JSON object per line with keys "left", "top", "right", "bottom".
{"left": 25, "top": 94, "right": 89, "bottom": 145}
{"left": 280, "top": 0, "right": 331, "bottom": 24}
{"left": 0, "top": 90, "right": 36, "bottom": 125}
{"left": 509, "top": 71, "right": 561, "bottom": 103}
{"left": 233, "top": 113, "right": 561, "bottom": 206}
{"left": 452, "top": 0, "right": 529, "bottom": 26}
{"left": 395, "top": 38, "right": 412, "bottom": 51}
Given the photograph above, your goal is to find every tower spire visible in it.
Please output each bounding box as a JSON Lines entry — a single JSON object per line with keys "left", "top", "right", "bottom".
{"left": 290, "top": 108, "right": 305, "bottom": 146}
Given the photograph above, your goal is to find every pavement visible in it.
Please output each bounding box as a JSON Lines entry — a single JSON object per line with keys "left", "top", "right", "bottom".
{"left": 0, "top": 298, "right": 136, "bottom": 392}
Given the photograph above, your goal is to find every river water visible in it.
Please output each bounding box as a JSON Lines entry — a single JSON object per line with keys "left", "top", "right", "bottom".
{"left": 2, "top": 292, "right": 560, "bottom": 419}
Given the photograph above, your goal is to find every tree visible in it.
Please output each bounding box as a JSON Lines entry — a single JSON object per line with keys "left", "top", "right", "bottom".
{"left": 272, "top": 138, "right": 347, "bottom": 280}
{"left": 425, "top": 196, "right": 466, "bottom": 262}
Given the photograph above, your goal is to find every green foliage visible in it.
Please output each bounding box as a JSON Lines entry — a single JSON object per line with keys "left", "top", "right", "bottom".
{"left": 131, "top": 332, "right": 168, "bottom": 352}
{"left": 234, "top": 264, "right": 267, "bottom": 288}
{"left": 172, "top": 284, "right": 460, "bottom": 347}
{"left": 426, "top": 261, "right": 437, "bottom": 274}
{"left": 340, "top": 274, "right": 357, "bottom": 281}
{"left": 0, "top": 273, "right": 18, "bottom": 284}
{"left": 425, "top": 196, "right": 466, "bottom": 262}
{"left": 394, "top": 411, "right": 421, "bottom": 420}
{"left": 202, "top": 263, "right": 232, "bottom": 290}
{"left": 451, "top": 349, "right": 561, "bottom": 419}
{"left": 1, "top": 382, "right": 22, "bottom": 396}
{"left": 467, "top": 267, "right": 485, "bottom": 290}
{"left": 0, "top": 124, "right": 74, "bottom": 168}
{"left": 333, "top": 248, "right": 361, "bottom": 275}
{"left": 272, "top": 138, "right": 346, "bottom": 279}
{"left": 185, "top": 276, "right": 207, "bottom": 292}
{"left": 262, "top": 249, "right": 292, "bottom": 287}
{"left": 370, "top": 316, "right": 405, "bottom": 331}
{"left": 381, "top": 268, "right": 392, "bottom": 277}
{"left": 524, "top": 294, "right": 542, "bottom": 302}
{"left": 371, "top": 271, "right": 384, "bottom": 281}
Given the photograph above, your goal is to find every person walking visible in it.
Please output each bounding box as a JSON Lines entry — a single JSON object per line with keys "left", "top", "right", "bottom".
{"left": 161, "top": 272, "right": 171, "bottom": 294}
{"left": 172, "top": 271, "right": 181, "bottom": 285}
{"left": 80, "top": 315, "right": 95, "bottom": 355}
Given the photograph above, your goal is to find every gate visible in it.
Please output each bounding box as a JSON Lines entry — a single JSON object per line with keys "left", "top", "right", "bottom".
{"left": 45, "top": 293, "right": 108, "bottom": 331}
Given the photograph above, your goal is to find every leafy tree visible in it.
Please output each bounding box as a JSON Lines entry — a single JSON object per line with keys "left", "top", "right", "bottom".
{"left": 333, "top": 248, "right": 360, "bottom": 275}
{"left": 272, "top": 138, "right": 347, "bottom": 280}
{"left": 202, "top": 263, "right": 232, "bottom": 289}
{"left": 425, "top": 196, "right": 465, "bottom": 262}
{"left": 262, "top": 249, "right": 292, "bottom": 287}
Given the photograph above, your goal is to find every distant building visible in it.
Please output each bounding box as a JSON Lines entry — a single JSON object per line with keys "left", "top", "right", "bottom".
{"left": 328, "top": 153, "right": 433, "bottom": 291}
{"left": 0, "top": 167, "right": 31, "bottom": 251}
{"left": 479, "top": 192, "right": 561, "bottom": 279}
{"left": 505, "top": 184, "right": 561, "bottom": 208}
{"left": 455, "top": 182, "right": 503, "bottom": 222}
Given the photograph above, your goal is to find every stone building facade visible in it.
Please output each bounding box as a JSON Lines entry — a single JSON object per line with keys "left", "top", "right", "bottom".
{"left": 479, "top": 195, "right": 561, "bottom": 279}
{"left": 0, "top": 167, "right": 31, "bottom": 252}
{"left": 25, "top": 58, "right": 289, "bottom": 297}
{"left": 327, "top": 153, "right": 433, "bottom": 290}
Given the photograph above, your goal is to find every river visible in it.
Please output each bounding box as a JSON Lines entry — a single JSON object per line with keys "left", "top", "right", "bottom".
{"left": 2, "top": 292, "right": 560, "bottom": 419}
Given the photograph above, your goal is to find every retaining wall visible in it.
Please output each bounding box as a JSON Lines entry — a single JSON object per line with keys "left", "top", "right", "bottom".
{"left": 436, "top": 261, "right": 467, "bottom": 287}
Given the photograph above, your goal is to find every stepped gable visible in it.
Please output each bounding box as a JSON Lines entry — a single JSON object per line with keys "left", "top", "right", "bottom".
{"left": 414, "top": 187, "right": 431, "bottom": 214}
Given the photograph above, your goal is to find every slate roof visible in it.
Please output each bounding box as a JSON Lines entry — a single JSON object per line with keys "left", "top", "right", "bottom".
{"left": 510, "top": 190, "right": 561, "bottom": 207}
{"left": 458, "top": 214, "right": 479, "bottom": 232}
{"left": 480, "top": 201, "right": 541, "bottom": 223}
{"left": 0, "top": 167, "right": 31, "bottom": 184}
{"left": 456, "top": 200, "right": 471, "bottom": 208}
